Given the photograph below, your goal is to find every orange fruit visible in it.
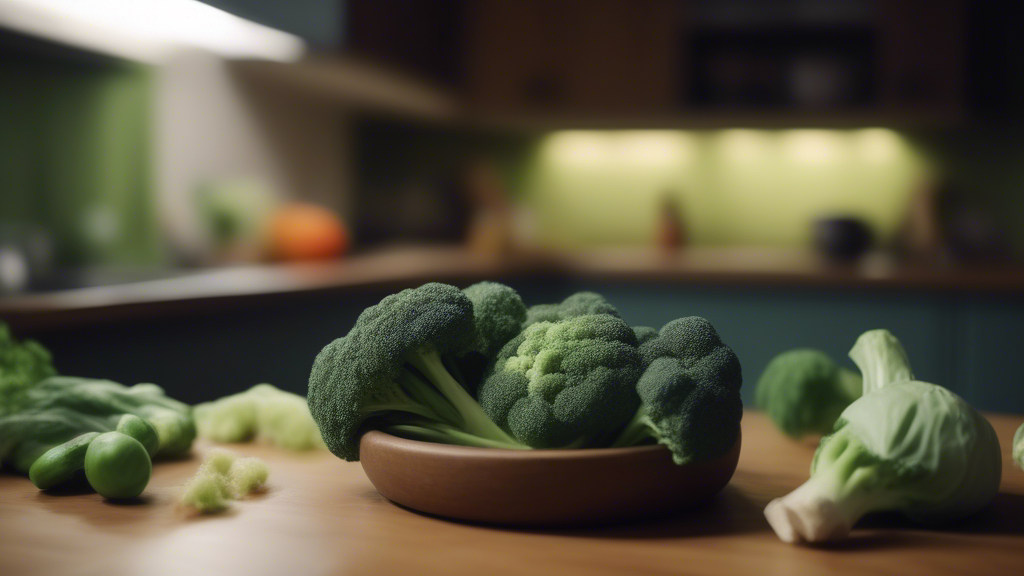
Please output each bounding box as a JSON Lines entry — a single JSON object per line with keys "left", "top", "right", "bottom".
{"left": 267, "top": 203, "right": 348, "bottom": 261}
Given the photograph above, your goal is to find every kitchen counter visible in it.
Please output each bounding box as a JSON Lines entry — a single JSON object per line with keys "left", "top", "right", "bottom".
{"left": 2, "top": 411, "right": 1022, "bottom": 576}
{"left": 3, "top": 245, "right": 1024, "bottom": 333}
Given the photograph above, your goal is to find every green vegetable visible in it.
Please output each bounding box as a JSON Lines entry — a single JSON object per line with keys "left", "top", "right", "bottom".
{"left": 8, "top": 377, "right": 196, "bottom": 458}
{"left": 523, "top": 292, "right": 620, "bottom": 327}
{"left": 1013, "top": 423, "right": 1024, "bottom": 471}
{"left": 610, "top": 317, "right": 743, "bottom": 464}
{"left": 479, "top": 314, "right": 643, "bottom": 448}
{"left": 456, "top": 282, "right": 529, "bottom": 393}
{"left": 180, "top": 449, "right": 270, "bottom": 513}
{"left": 228, "top": 457, "right": 269, "bottom": 494}
{"left": 632, "top": 326, "right": 659, "bottom": 346}
{"left": 463, "top": 282, "right": 528, "bottom": 358}
{"left": 764, "top": 329, "right": 1002, "bottom": 544}
{"left": 0, "top": 323, "right": 57, "bottom": 416}
{"left": 116, "top": 414, "right": 160, "bottom": 457}
{"left": 755, "top": 349, "right": 862, "bottom": 438}
{"left": 28, "top": 432, "right": 100, "bottom": 490}
{"left": 84, "top": 431, "right": 152, "bottom": 499}
{"left": 194, "top": 384, "right": 325, "bottom": 451}
{"left": 307, "top": 282, "right": 527, "bottom": 461}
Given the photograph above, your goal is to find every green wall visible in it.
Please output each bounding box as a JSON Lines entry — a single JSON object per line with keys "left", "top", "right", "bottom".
{"left": 0, "top": 50, "right": 162, "bottom": 266}
{"left": 521, "top": 129, "right": 929, "bottom": 248}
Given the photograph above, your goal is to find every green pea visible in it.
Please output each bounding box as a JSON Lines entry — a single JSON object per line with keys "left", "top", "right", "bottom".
{"left": 116, "top": 414, "right": 160, "bottom": 457}
{"left": 28, "top": 432, "right": 101, "bottom": 490}
{"left": 84, "top": 432, "right": 152, "bottom": 499}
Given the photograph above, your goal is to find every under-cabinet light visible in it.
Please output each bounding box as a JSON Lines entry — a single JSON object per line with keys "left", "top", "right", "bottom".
{"left": 0, "top": 0, "right": 305, "bottom": 63}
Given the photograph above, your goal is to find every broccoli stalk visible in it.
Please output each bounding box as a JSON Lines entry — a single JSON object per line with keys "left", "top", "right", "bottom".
{"left": 609, "top": 317, "right": 743, "bottom": 465}
{"left": 764, "top": 432, "right": 904, "bottom": 543}
{"left": 308, "top": 283, "right": 531, "bottom": 461}
{"left": 764, "top": 330, "right": 1002, "bottom": 544}
{"left": 393, "top": 347, "right": 523, "bottom": 447}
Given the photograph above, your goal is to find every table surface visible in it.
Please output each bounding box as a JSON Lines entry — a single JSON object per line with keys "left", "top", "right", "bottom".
{"left": 2, "top": 411, "right": 1023, "bottom": 576}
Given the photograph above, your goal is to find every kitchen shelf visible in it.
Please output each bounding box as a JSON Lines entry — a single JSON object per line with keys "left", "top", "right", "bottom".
{"left": 230, "top": 54, "right": 459, "bottom": 122}
{"left": 465, "top": 107, "right": 964, "bottom": 132}
{"left": 2, "top": 245, "right": 1023, "bottom": 332}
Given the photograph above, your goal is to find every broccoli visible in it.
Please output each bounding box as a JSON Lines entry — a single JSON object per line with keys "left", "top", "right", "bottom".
{"left": 764, "top": 329, "right": 1002, "bottom": 544}
{"left": 632, "top": 326, "right": 660, "bottom": 346}
{"left": 755, "top": 349, "right": 862, "bottom": 439}
{"left": 193, "top": 384, "right": 325, "bottom": 451}
{"left": 0, "top": 323, "right": 57, "bottom": 416}
{"left": 610, "top": 317, "right": 743, "bottom": 465}
{"left": 307, "top": 282, "right": 526, "bottom": 461}
{"left": 456, "top": 282, "right": 528, "bottom": 393}
{"left": 478, "top": 314, "right": 643, "bottom": 448}
{"left": 523, "top": 291, "right": 621, "bottom": 327}
{"left": 1014, "top": 423, "right": 1024, "bottom": 471}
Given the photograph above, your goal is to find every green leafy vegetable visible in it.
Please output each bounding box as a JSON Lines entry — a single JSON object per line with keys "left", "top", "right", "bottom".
{"left": 764, "top": 329, "right": 1002, "bottom": 544}
{"left": 307, "top": 282, "right": 527, "bottom": 461}
{"left": 611, "top": 317, "right": 743, "bottom": 464}
{"left": 180, "top": 449, "right": 269, "bottom": 513}
{"left": 1013, "top": 423, "right": 1024, "bottom": 471}
{"left": 0, "top": 323, "right": 57, "bottom": 415}
{"left": 523, "top": 292, "right": 620, "bottom": 327}
{"left": 755, "top": 349, "right": 862, "bottom": 438}
{"left": 479, "top": 314, "right": 643, "bottom": 448}
{"left": 194, "top": 384, "right": 325, "bottom": 451}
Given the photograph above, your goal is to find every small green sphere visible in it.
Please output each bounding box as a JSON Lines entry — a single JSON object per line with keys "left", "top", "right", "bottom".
{"left": 84, "top": 432, "right": 152, "bottom": 499}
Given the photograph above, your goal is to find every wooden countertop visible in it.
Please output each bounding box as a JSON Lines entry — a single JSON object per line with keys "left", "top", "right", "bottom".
{"left": 3, "top": 245, "right": 1024, "bottom": 332}
{"left": 2, "top": 411, "right": 1023, "bottom": 576}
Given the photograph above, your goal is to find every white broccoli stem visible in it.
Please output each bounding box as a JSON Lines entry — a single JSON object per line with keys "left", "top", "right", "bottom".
{"left": 764, "top": 455, "right": 900, "bottom": 544}
{"left": 848, "top": 329, "right": 914, "bottom": 394}
{"left": 764, "top": 477, "right": 852, "bottom": 543}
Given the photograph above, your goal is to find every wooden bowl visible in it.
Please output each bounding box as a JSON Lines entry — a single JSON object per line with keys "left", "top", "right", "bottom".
{"left": 359, "top": 430, "right": 741, "bottom": 526}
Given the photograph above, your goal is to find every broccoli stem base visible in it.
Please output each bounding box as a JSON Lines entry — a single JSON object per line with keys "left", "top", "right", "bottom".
{"left": 406, "top": 347, "right": 527, "bottom": 449}
{"left": 610, "top": 409, "right": 656, "bottom": 448}
{"left": 384, "top": 421, "right": 530, "bottom": 450}
{"left": 764, "top": 434, "right": 902, "bottom": 544}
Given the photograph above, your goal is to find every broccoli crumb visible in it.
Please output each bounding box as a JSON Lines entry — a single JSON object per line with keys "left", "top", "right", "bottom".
{"left": 180, "top": 450, "right": 270, "bottom": 513}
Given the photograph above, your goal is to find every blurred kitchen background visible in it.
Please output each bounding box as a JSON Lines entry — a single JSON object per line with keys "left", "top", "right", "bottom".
{"left": 2, "top": 0, "right": 1022, "bottom": 411}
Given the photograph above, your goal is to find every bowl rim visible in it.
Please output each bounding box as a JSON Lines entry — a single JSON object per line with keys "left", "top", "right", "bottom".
{"left": 360, "top": 428, "right": 741, "bottom": 463}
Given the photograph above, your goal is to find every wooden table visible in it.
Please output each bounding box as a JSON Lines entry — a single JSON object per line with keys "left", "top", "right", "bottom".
{"left": 2, "top": 411, "right": 1023, "bottom": 576}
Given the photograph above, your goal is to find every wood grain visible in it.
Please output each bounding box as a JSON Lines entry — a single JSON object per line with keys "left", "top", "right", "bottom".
{"left": 2, "top": 411, "right": 1023, "bottom": 576}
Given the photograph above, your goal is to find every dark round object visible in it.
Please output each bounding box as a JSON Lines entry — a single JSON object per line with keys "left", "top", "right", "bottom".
{"left": 814, "top": 217, "right": 872, "bottom": 260}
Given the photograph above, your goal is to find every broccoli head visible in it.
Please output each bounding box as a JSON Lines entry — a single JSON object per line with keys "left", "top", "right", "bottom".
{"left": 479, "top": 314, "right": 643, "bottom": 448}
{"left": 463, "top": 282, "right": 527, "bottom": 357}
{"left": 456, "top": 282, "right": 528, "bottom": 393}
{"left": 632, "top": 326, "right": 660, "bottom": 347}
{"left": 612, "top": 317, "right": 743, "bottom": 465}
{"left": 755, "top": 349, "right": 862, "bottom": 439}
{"left": 523, "top": 292, "right": 621, "bottom": 327}
{"left": 0, "top": 323, "right": 57, "bottom": 416}
{"left": 307, "top": 282, "right": 525, "bottom": 461}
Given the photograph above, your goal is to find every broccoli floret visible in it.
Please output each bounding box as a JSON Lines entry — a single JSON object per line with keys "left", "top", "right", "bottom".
{"left": 632, "top": 326, "right": 660, "bottom": 346}
{"left": 755, "top": 349, "right": 862, "bottom": 438}
{"left": 764, "top": 330, "right": 1002, "bottom": 544}
{"left": 611, "top": 317, "right": 743, "bottom": 465}
{"left": 1014, "top": 423, "right": 1024, "bottom": 471}
{"left": 307, "top": 283, "right": 526, "bottom": 461}
{"left": 463, "top": 282, "right": 527, "bottom": 357}
{"left": 478, "top": 314, "right": 643, "bottom": 448}
{"left": 523, "top": 292, "right": 621, "bottom": 327}
{"left": 456, "top": 282, "right": 528, "bottom": 394}
{"left": 0, "top": 323, "right": 57, "bottom": 416}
